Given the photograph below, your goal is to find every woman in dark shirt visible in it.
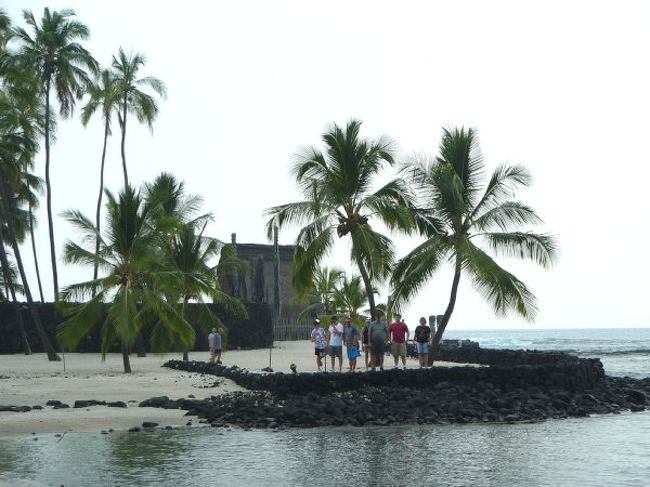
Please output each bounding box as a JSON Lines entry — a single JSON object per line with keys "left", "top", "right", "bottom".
{"left": 361, "top": 320, "right": 370, "bottom": 370}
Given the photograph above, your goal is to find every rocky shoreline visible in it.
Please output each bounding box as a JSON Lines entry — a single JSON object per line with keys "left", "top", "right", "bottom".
{"left": 151, "top": 348, "right": 650, "bottom": 429}
{"left": 3, "top": 347, "right": 649, "bottom": 433}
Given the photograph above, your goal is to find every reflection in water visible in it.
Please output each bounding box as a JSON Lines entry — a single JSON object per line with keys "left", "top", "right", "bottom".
{"left": 2, "top": 413, "right": 650, "bottom": 486}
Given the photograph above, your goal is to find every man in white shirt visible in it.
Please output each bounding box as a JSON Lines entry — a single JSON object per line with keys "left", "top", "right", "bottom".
{"left": 327, "top": 316, "right": 344, "bottom": 372}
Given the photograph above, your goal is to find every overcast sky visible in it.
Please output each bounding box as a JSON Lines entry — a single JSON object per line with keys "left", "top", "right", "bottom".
{"left": 5, "top": 0, "right": 649, "bottom": 330}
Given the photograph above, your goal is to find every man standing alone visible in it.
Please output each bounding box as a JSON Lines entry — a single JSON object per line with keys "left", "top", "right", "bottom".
{"left": 327, "top": 316, "right": 344, "bottom": 372}
{"left": 208, "top": 328, "right": 222, "bottom": 364}
{"left": 388, "top": 314, "right": 409, "bottom": 369}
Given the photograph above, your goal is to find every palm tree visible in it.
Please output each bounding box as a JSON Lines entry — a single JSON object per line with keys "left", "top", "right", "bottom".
{"left": 81, "top": 68, "right": 119, "bottom": 286}
{"left": 391, "top": 127, "right": 558, "bottom": 349}
{"left": 12, "top": 7, "right": 98, "bottom": 299}
{"left": 0, "top": 9, "right": 11, "bottom": 51}
{"left": 17, "top": 171, "right": 45, "bottom": 302}
{"left": 0, "top": 88, "right": 60, "bottom": 360}
{"left": 296, "top": 267, "right": 344, "bottom": 322}
{"left": 58, "top": 185, "right": 194, "bottom": 373}
{"left": 265, "top": 119, "right": 415, "bottom": 319}
{"left": 157, "top": 223, "right": 248, "bottom": 361}
{"left": 143, "top": 173, "right": 247, "bottom": 361}
{"left": 112, "top": 47, "right": 166, "bottom": 188}
{"left": 0, "top": 244, "right": 31, "bottom": 354}
{"left": 332, "top": 274, "right": 369, "bottom": 325}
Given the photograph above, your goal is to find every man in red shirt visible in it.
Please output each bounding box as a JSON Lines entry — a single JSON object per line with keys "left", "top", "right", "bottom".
{"left": 388, "top": 313, "right": 409, "bottom": 369}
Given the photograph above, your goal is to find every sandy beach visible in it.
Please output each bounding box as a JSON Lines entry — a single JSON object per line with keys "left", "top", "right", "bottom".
{"left": 0, "top": 341, "right": 472, "bottom": 437}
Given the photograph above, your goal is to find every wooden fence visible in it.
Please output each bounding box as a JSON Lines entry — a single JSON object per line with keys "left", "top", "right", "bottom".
{"left": 272, "top": 317, "right": 313, "bottom": 342}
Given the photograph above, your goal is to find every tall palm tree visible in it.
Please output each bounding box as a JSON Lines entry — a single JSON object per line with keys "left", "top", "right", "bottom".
{"left": 0, "top": 88, "right": 60, "bottom": 360}
{"left": 12, "top": 7, "right": 98, "bottom": 299}
{"left": 17, "top": 171, "right": 45, "bottom": 302}
{"left": 0, "top": 242, "right": 30, "bottom": 354}
{"left": 112, "top": 47, "right": 166, "bottom": 188}
{"left": 58, "top": 185, "right": 194, "bottom": 373}
{"left": 391, "top": 127, "right": 558, "bottom": 348}
{"left": 296, "top": 266, "right": 344, "bottom": 322}
{"left": 81, "top": 68, "right": 119, "bottom": 286}
{"left": 265, "top": 119, "right": 415, "bottom": 319}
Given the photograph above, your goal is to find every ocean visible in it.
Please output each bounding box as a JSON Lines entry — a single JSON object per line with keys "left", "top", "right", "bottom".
{"left": 1, "top": 328, "right": 649, "bottom": 487}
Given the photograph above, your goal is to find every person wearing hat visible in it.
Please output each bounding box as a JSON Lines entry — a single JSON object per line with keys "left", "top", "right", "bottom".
{"left": 310, "top": 319, "right": 327, "bottom": 371}
{"left": 327, "top": 316, "right": 344, "bottom": 372}
{"left": 208, "top": 328, "right": 222, "bottom": 364}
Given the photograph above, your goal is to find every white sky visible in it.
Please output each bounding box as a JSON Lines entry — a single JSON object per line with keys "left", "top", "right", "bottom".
{"left": 4, "top": 0, "right": 650, "bottom": 330}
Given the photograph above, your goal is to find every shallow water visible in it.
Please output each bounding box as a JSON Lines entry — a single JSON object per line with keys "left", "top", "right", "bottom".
{"left": 3, "top": 328, "right": 649, "bottom": 486}
{"left": 2, "top": 412, "right": 650, "bottom": 486}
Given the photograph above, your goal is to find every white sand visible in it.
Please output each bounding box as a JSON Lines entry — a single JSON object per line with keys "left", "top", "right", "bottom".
{"left": 0, "top": 341, "right": 475, "bottom": 437}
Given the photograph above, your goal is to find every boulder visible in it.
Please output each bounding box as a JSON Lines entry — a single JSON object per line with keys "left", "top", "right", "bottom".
{"left": 139, "top": 396, "right": 172, "bottom": 408}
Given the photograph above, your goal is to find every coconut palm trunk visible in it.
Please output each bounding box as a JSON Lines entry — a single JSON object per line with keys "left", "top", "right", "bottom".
{"left": 28, "top": 204, "right": 45, "bottom": 302}
{"left": 119, "top": 96, "right": 128, "bottom": 189}
{"left": 121, "top": 340, "right": 131, "bottom": 373}
{"left": 182, "top": 297, "right": 190, "bottom": 362}
{"left": 44, "top": 78, "right": 59, "bottom": 300}
{"left": 354, "top": 254, "right": 377, "bottom": 319}
{"left": 0, "top": 242, "right": 32, "bottom": 354}
{"left": 0, "top": 178, "right": 60, "bottom": 360}
{"left": 429, "top": 257, "right": 462, "bottom": 363}
{"left": 92, "top": 118, "right": 110, "bottom": 287}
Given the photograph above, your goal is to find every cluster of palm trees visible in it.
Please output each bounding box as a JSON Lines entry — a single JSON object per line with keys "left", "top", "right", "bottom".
{"left": 297, "top": 267, "right": 371, "bottom": 325}
{"left": 267, "top": 120, "right": 558, "bottom": 348}
{"left": 0, "top": 8, "right": 238, "bottom": 372}
{"left": 58, "top": 173, "right": 247, "bottom": 373}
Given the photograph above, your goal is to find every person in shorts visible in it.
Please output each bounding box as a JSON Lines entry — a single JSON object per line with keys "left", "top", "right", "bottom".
{"left": 208, "top": 328, "right": 222, "bottom": 364}
{"left": 343, "top": 317, "right": 360, "bottom": 372}
{"left": 414, "top": 317, "right": 431, "bottom": 368}
{"left": 369, "top": 315, "right": 388, "bottom": 371}
{"left": 388, "top": 313, "right": 409, "bottom": 369}
{"left": 310, "top": 319, "right": 327, "bottom": 371}
{"left": 327, "top": 316, "right": 344, "bottom": 372}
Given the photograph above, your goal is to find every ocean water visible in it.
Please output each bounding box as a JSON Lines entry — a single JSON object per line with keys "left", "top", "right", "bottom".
{"left": 1, "top": 328, "right": 649, "bottom": 487}
{"left": 445, "top": 327, "right": 650, "bottom": 378}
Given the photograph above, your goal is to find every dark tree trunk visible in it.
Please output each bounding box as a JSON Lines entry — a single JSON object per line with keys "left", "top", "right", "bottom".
{"left": 92, "top": 119, "right": 110, "bottom": 291}
{"left": 44, "top": 79, "right": 59, "bottom": 300}
{"left": 121, "top": 340, "right": 131, "bottom": 373}
{"left": 135, "top": 332, "right": 146, "bottom": 357}
{"left": 0, "top": 241, "right": 32, "bottom": 355}
{"left": 355, "top": 253, "right": 376, "bottom": 319}
{"left": 120, "top": 95, "right": 129, "bottom": 189}
{"left": 0, "top": 178, "right": 60, "bottom": 361}
{"left": 182, "top": 297, "right": 189, "bottom": 361}
{"left": 430, "top": 256, "right": 462, "bottom": 361}
{"left": 28, "top": 204, "right": 45, "bottom": 302}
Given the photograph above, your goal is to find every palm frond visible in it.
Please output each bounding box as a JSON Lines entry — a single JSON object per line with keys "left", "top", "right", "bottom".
{"left": 460, "top": 239, "right": 538, "bottom": 320}
{"left": 390, "top": 236, "right": 452, "bottom": 307}
{"left": 479, "top": 231, "right": 558, "bottom": 269}
{"left": 472, "top": 201, "right": 543, "bottom": 232}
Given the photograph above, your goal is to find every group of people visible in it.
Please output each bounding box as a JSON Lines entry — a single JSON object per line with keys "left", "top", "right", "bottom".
{"left": 311, "top": 314, "right": 433, "bottom": 372}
